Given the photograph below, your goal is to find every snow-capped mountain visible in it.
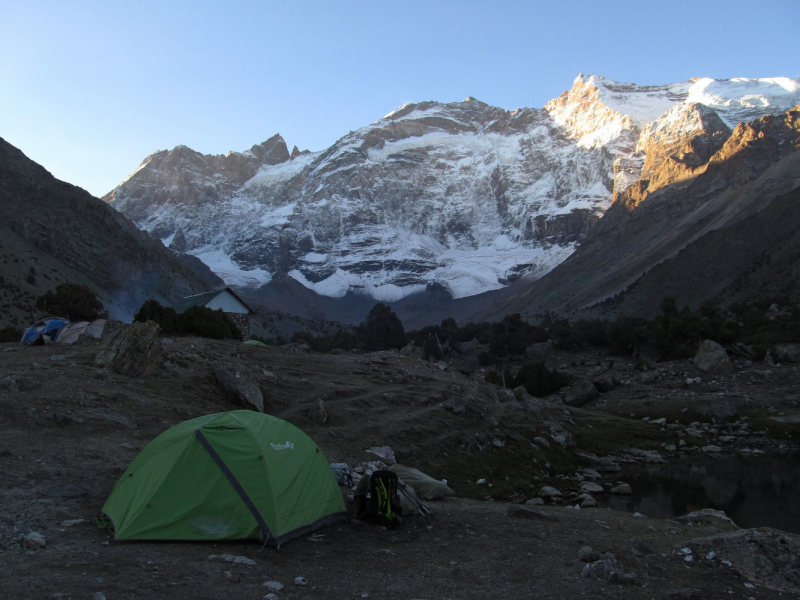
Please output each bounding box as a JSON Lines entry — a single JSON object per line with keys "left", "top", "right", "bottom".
{"left": 105, "top": 74, "right": 800, "bottom": 304}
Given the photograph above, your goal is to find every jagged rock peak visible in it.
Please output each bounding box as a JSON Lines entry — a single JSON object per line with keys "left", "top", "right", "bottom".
{"left": 106, "top": 75, "right": 800, "bottom": 306}
{"left": 246, "top": 134, "right": 290, "bottom": 165}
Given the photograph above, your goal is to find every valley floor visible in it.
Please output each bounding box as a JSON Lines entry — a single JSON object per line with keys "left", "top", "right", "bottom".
{"left": 1, "top": 338, "right": 798, "bottom": 599}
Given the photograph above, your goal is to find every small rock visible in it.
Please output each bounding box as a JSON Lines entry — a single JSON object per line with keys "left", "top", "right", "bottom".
{"left": 0, "top": 375, "right": 19, "bottom": 393}
{"left": 581, "top": 468, "right": 601, "bottom": 480}
{"left": 211, "top": 553, "right": 256, "bottom": 565}
{"left": 476, "top": 478, "right": 487, "bottom": 485}
{"left": 22, "top": 532, "right": 46, "bottom": 549}
{"left": 506, "top": 505, "right": 559, "bottom": 522}
{"left": 263, "top": 580, "right": 284, "bottom": 591}
{"left": 651, "top": 418, "right": 667, "bottom": 425}
{"left": 309, "top": 399, "right": 327, "bottom": 423}
{"left": 538, "top": 485, "right": 562, "bottom": 499}
{"left": 533, "top": 436, "right": 550, "bottom": 448}
{"left": 580, "top": 558, "right": 625, "bottom": 581}
{"left": 223, "top": 570, "right": 240, "bottom": 583}
{"left": 578, "top": 546, "right": 600, "bottom": 562}
{"left": 93, "top": 593, "right": 107, "bottom": 600}
{"left": 366, "top": 445, "right": 395, "bottom": 464}
{"left": 441, "top": 398, "right": 466, "bottom": 415}
{"left": 294, "top": 576, "right": 308, "bottom": 586}
{"left": 580, "top": 482, "right": 604, "bottom": 494}
{"left": 702, "top": 445, "right": 722, "bottom": 453}
{"left": 60, "top": 519, "right": 85, "bottom": 527}
{"left": 578, "top": 494, "right": 597, "bottom": 508}
{"left": 50, "top": 355, "right": 66, "bottom": 361}
{"left": 264, "top": 595, "right": 279, "bottom": 600}
{"left": 639, "top": 371, "right": 659, "bottom": 384}
{"left": 564, "top": 383, "right": 600, "bottom": 407}
{"left": 668, "top": 589, "right": 702, "bottom": 599}
{"left": 525, "top": 497, "right": 544, "bottom": 506}
{"left": 610, "top": 483, "right": 632, "bottom": 495}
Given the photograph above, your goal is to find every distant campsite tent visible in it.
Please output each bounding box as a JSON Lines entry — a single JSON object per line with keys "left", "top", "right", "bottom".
{"left": 54, "top": 319, "right": 107, "bottom": 344}
{"left": 101, "top": 411, "right": 347, "bottom": 546}
{"left": 21, "top": 317, "right": 67, "bottom": 344}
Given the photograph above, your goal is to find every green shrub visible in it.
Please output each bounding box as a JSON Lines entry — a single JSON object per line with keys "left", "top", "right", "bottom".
{"left": 36, "top": 283, "right": 103, "bottom": 321}
{"left": 134, "top": 300, "right": 242, "bottom": 340}
{"left": 424, "top": 335, "right": 443, "bottom": 360}
{"left": 181, "top": 305, "right": 242, "bottom": 340}
{"left": 489, "top": 313, "right": 547, "bottom": 357}
{"left": 134, "top": 299, "right": 180, "bottom": 334}
{"left": 0, "top": 326, "right": 22, "bottom": 343}
{"left": 362, "top": 303, "right": 407, "bottom": 351}
{"left": 514, "top": 361, "right": 569, "bottom": 397}
{"left": 484, "top": 366, "right": 516, "bottom": 388}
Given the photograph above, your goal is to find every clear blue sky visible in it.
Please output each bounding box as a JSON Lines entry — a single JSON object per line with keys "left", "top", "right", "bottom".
{"left": 1, "top": 0, "right": 797, "bottom": 198}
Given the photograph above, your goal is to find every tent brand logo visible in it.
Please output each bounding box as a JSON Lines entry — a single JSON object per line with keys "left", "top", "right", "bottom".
{"left": 270, "top": 441, "right": 294, "bottom": 451}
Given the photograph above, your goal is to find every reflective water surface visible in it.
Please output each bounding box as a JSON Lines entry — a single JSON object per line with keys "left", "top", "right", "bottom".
{"left": 596, "top": 451, "right": 800, "bottom": 534}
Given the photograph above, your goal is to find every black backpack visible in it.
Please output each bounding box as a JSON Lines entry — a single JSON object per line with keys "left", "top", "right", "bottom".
{"left": 365, "top": 470, "right": 401, "bottom": 529}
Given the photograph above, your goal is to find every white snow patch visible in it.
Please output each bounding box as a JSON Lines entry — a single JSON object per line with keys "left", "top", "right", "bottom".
{"left": 685, "top": 77, "right": 800, "bottom": 126}
{"left": 302, "top": 252, "right": 328, "bottom": 263}
{"left": 243, "top": 153, "right": 315, "bottom": 188}
{"left": 259, "top": 202, "right": 297, "bottom": 227}
{"left": 192, "top": 247, "right": 273, "bottom": 287}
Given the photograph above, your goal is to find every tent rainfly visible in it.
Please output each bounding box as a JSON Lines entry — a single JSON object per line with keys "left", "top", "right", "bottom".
{"left": 101, "top": 411, "right": 347, "bottom": 546}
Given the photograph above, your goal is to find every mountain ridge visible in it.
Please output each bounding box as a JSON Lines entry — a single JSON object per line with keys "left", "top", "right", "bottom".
{"left": 104, "top": 74, "right": 800, "bottom": 325}
{"left": 0, "top": 137, "right": 223, "bottom": 329}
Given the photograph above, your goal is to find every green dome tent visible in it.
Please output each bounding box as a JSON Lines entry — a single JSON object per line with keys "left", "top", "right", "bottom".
{"left": 101, "top": 411, "right": 347, "bottom": 546}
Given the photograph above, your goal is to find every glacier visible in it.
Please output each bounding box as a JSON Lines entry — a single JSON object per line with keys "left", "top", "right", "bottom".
{"left": 106, "top": 74, "right": 800, "bottom": 303}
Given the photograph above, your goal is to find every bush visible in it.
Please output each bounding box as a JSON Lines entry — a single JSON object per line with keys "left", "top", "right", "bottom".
{"left": 488, "top": 313, "right": 547, "bottom": 358}
{"left": 134, "top": 299, "right": 180, "bottom": 334}
{"left": 424, "top": 335, "right": 443, "bottom": 360}
{"left": 181, "top": 305, "right": 242, "bottom": 340}
{"left": 514, "top": 361, "right": 569, "bottom": 397}
{"left": 36, "top": 283, "right": 103, "bottom": 321}
{"left": 362, "top": 303, "right": 407, "bottom": 351}
{"left": 134, "top": 300, "right": 242, "bottom": 340}
{"left": 0, "top": 326, "right": 22, "bottom": 343}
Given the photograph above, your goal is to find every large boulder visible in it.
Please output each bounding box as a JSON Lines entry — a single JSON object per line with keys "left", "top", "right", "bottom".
{"left": 563, "top": 382, "right": 601, "bottom": 407}
{"left": 214, "top": 362, "right": 264, "bottom": 412}
{"left": 775, "top": 343, "right": 800, "bottom": 363}
{"left": 694, "top": 340, "right": 733, "bottom": 375}
{"left": 688, "top": 528, "right": 800, "bottom": 593}
{"left": 593, "top": 370, "right": 622, "bottom": 393}
{"left": 94, "top": 321, "right": 162, "bottom": 377}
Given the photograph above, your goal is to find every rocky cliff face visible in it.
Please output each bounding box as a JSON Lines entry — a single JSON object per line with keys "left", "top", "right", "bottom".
{"left": 105, "top": 75, "right": 800, "bottom": 314}
{"left": 0, "top": 138, "right": 222, "bottom": 329}
{"left": 479, "top": 103, "right": 800, "bottom": 321}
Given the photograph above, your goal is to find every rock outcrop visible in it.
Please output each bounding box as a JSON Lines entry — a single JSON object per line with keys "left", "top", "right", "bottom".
{"left": 694, "top": 340, "right": 734, "bottom": 375}
{"left": 480, "top": 103, "right": 800, "bottom": 321}
{"left": 214, "top": 362, "right": 264, "bottom": 412}
{"left": 94, "top": 321, "right": 163, "bottom": 377}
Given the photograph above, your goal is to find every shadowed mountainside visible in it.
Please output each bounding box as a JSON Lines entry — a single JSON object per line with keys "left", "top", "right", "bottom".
{"left": 0, "top": 137, "right": 223, "bottom": 329}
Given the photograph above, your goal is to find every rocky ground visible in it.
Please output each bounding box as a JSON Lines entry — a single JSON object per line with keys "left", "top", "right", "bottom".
{"left": 1, "top": 331, "right": 799, "bottom": 599}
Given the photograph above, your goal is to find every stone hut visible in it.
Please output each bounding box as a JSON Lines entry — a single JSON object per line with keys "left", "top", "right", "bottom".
{"left": 172, "top": 288, "right": 254, "bottom": 339}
